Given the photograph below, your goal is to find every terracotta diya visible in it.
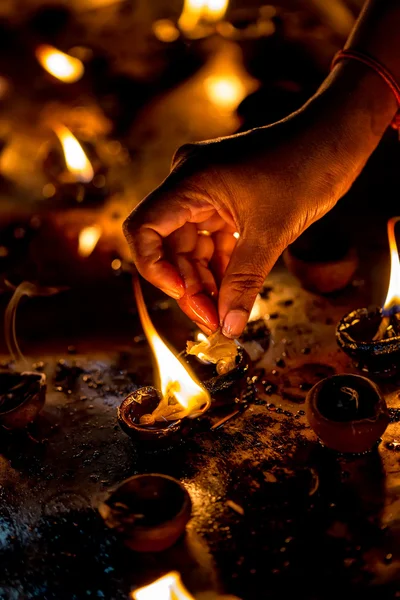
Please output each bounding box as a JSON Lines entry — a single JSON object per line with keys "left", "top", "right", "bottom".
{"left": 99, "top": 473, "right": 192, "bottom": 552}
{"left": 118, "top": 278, "right": 211, "bottom": 444}
{"left": 283, "top": 224, "right": 358, "bottom": 294}
{"left": 306, "top": 374, "right": 389, "bottom": 453}
{"left": 337, "top": 217, "right": 400, "bottom": 377}
{"left": 0, "top": 371, "right": 46, "bottom": 429}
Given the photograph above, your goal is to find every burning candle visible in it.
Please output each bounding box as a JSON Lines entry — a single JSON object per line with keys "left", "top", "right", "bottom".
{"left": 337, "top": 217, "right": 400, "bottom": 377}
{"left": 36, "top": 45, "right": 84, "bottom": 83}
{"left": 178, "top": 0, "right": 229, "bottom": 37}
{"left": 78, "top": 225, "right": 102, "bottom": 258}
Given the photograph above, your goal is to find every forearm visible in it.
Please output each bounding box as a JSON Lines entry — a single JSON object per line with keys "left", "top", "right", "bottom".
{"left": 299, "top": 0, "right": 400, "bottom": 199}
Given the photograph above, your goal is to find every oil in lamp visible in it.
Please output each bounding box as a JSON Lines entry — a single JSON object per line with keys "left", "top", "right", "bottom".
{"left": 337, "top": 217, "right": 400, "bottom": 377}
{"left": 117, "top": 278, "right": 211, "bottom": 445}
{"left": 306, "top": 374, "right": 389, "bottom": 453}
{"left": 99, "top": 474, "right": 192, "bottom": 553}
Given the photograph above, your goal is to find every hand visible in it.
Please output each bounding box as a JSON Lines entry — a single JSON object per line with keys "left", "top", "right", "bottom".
{"left": 123, "top": 69, "right": 392, "bottom": 337}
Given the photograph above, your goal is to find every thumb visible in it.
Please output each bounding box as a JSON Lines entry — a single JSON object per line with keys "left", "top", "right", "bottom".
{"left": 219, "top": 236, "right": 281, "bottom": 338}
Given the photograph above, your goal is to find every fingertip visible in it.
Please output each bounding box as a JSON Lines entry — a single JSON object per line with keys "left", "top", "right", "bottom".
{"left": 178, "top": 292, "right": 219, "bottom": 332}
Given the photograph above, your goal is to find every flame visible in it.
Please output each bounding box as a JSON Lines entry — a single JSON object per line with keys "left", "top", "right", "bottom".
{"left": 36, "top": 45, "right": 84, "bottom": 83}
{"left": 205, "top": 74, "right": 246, "bottom": 112}
{"left": 132, "top": 572, "right": 194, "bottom": 600}
{"left": 133, "top": 277, "right": 210, "bottom": 418}
{"left": 383, "top": 216, "right": 400, "bottom": 314}
{"left": 179, "top": 0, "right": 228, "bottom": 34}
{"left": 53, "top": 124, "right": 94, "bottom": 182}
{"left": 78, "top": 225, "right": 102, "bottom": 257}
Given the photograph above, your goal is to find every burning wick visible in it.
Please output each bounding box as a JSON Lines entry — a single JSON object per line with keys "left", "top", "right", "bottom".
{"left": 36, "top": 45, "right": 84, "bottom": 83}
{"left": 133, "top": 277, "right": 211, "bottom": 423}
{"left": 78, "top": 225, "right": 102, "bottom": 258}
{"left": 53, "top": 124, "right": 94, "bottom": 183}
{"left": 132, "top": 571, "right": 194, "bottom": 600}
{"left": 373, "top": 216, "right": 400, "bottom": 341}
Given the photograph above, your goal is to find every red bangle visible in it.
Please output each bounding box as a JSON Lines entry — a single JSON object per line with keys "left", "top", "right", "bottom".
{"left": 332, "top": 49, "right": 400, "bottom": 130}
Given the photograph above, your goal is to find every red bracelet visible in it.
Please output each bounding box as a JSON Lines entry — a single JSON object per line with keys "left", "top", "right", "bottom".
{"left": 332, "top": 49, "right": 400, "bottom": 130}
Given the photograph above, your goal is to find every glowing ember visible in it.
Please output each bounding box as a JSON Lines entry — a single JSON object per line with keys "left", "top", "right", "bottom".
{"left": 382, "top": 216, "right": 400, "bottom": 315}
{"left": 78, "top": 225, "right": 102, "bottom": 257}
{"left": 53, "top": 124, "right": 94, "bottom": 183}
{"left": 36, "top": 45, "right": 84, "bottom": 83}
{"left": 132, "top": 572, "right": 194, "bottom": 600}
{"left": 178, "top": 0, "right": 228, "bottom": 34}
{"left": 205, "top": 74, "right": 247, "bottom": 112}
{"left": 133, "top": 277, "right": 211, "bottom": 421}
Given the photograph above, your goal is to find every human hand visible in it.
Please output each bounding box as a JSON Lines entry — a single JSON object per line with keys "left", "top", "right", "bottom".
{"left": 124, "top": 67, "right": 391, "bottom": 337}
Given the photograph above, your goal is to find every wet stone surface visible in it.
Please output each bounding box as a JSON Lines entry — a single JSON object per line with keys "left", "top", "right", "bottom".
{"left": 2, "top": 270, "right": 400, "bottom": 599}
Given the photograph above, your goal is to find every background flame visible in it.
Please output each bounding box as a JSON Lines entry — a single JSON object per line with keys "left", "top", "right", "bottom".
{"left": 133, "top": 277, "right": 210, "bottom": 416}
{"left": 179, "top": 0, "right": 228, "bottom": 33}
{"left": 36, "top": 45, "right": 84, "bottom": 83}
{"left": 53, "top": 124, "right": 94, "bottom": 183}
{"left": 383, "top": 216, "right": 400, "bottom": 313}
{"left": 78, "top": 225, "right": 102, "bottom": 257}
{"left": 132, "top": 571, "right": 194, "bottom": 600}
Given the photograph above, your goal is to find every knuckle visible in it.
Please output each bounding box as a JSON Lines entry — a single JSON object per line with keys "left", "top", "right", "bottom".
{"left": 227, "top": 271, "right": 265, "bottom": 294}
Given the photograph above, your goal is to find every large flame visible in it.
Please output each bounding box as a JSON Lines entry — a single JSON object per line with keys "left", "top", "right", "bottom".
{"left": 132, "top": 572, "right": 194, "bottom": 600}
{"left": 36, "top": 45, "right": 84, "bottom": 83}
{"left": 383, "top": 216, "right": 400, "bottom": 315}
{"left": 78, "top": 225, "right": 102, "bottom": 257}
{"left": 53, "top": 124, "right": 94, "bottom": 183}
{"left": 179, "top": 0, "right": 228, "bottom": 34}
{"left": 133, "top": 277, "right": 210, "bottom": 418}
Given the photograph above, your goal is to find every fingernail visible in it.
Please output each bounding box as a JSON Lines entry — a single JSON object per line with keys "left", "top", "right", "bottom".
{"left": 160, "top": 286, "right": 184, "bottom": 300}
{"left": 222, "top": 309, "right": 248, "bottom": 338}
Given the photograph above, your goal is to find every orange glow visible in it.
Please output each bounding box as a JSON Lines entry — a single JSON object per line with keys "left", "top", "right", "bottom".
{"left": 178, "top": 0, "right": 228, "bottom": 34}
{"left": 383, "top": 216, "right": 400, "bottom": 313}
{"left": 205, "top": 74, "right": 246, "bottom": 112}
{"left": 36, "top": 45, "right": 84, "bottom": 83}
{"left": 133, "top": 278, "right": 211, "bottom": 419}
{"left": 78, "top": 225, "right": 102, "bottom": 257}
{"left": 153, "top": 19, "right": 180, "bottom": 42}
{"left": 53, "top": 124, "right": 94, "bottom": 183}
{"left": 132, "top": 572, "right": 194, "bottom": 600}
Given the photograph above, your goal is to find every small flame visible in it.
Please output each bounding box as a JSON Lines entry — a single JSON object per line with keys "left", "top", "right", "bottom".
{"left": 36, "top": 45, "right": 84, "bottom": 83}
{"left": 179, "top": 0, "right": 228, "bottom": 34}
{"left": 205, "top": 74, "right": 247, "bottom": 112}
{"left": 53, "top": 124, "right": 94, "bottom": 183}
{"left": 133, "top": 277, "right": 210, "bottom": 418}
{"left": 78, "top": 225, "right": 102, "bottom": 257}
{"left": 132, "top": 572, "right": 194, "bottom": 600}
{"left": 383, "top": 216, "right": 400, "bottom": 315}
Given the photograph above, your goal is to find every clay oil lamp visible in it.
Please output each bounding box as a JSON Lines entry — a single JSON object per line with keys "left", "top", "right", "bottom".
{"left": 99, "top": 474, "right": 192, "bottom": 552}
{"left": 306, "top": 374, "right": 389, "bottom": 453}
{"left": 283, "top": 226, "right": 358, "bottom": 294}
{"left": 0, "top": 371, "right": 46, "bottom": 430}
{"left": 183, "top": 330, "right": 251, "bottom": 397}
{"left": 337, "top": 217, "right": 400, "bottom": 377}
{"left": 118, "top": 278, "right": 211, "bottom": 446}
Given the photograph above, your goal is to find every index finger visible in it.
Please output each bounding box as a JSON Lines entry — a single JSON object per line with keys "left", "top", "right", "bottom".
{"left": 123, "top": 186, "right": 215, "bottom": 300}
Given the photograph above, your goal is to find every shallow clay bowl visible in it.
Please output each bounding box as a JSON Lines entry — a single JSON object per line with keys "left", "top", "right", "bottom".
{"left": 306, "top": 374, "right": 389, "bottom": 454}
{"left": 99, "top": 473, "right": 192, "bottom": 552}
{"left": 283, "top": 246, "right": 358, "bottom": 294}
{"left": 0, "top": 371, "right": 46, "bottom": 429}
{"left": 336, "top": 306, "right": 400, "bottom": 377}
{"left": 117, "top": 386, "right": 184, "bottom": 446}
